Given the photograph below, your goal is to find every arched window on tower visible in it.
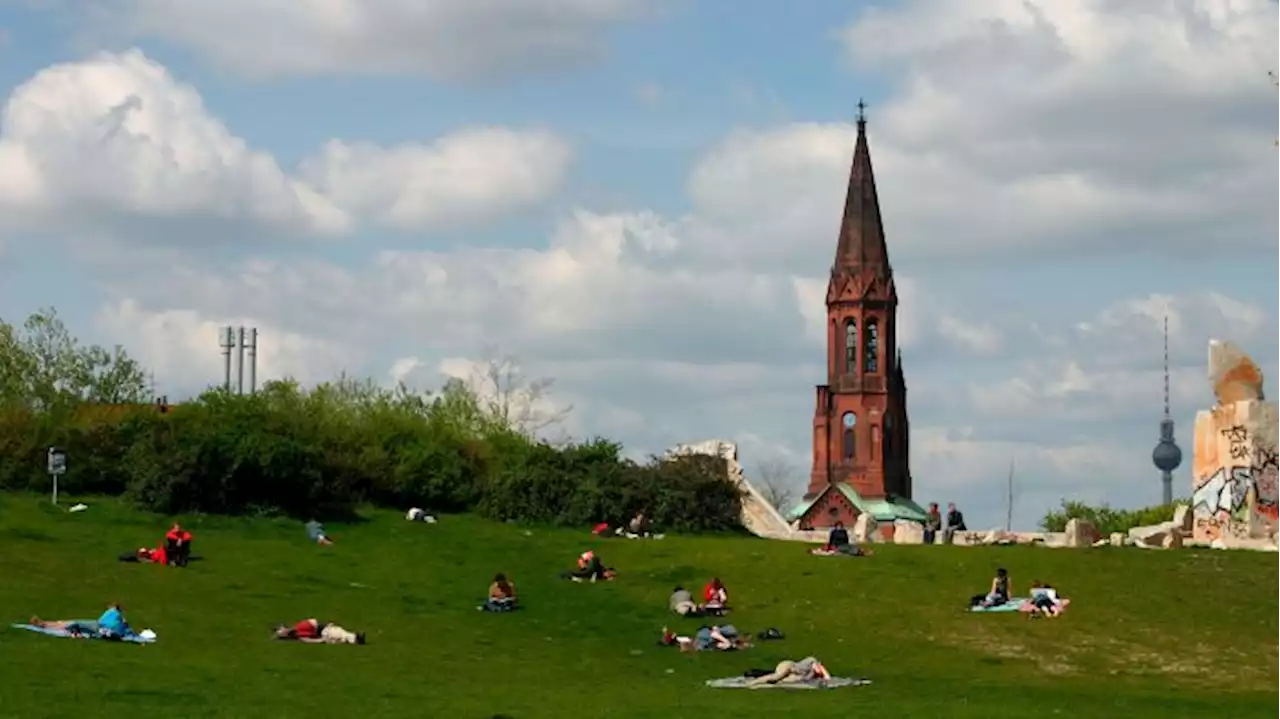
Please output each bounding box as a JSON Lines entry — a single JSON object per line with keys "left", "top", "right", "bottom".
{"left": 864, "top": 319, "right": 880, "bottom": 374}
{"left": 843, "top": 319, "right": 857, "bottom": 374}
{"left": 841, "top": 412, "right": 857, "bottom": 461}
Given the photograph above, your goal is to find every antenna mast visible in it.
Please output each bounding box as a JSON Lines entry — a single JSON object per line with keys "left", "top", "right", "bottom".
{"left": 1004, "top": 459, "right": 1015, "bottom": 532}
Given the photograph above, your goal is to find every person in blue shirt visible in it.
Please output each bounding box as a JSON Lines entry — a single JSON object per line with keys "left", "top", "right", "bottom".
{"left": 97, "top": 603, "right": 132, "bottom": 638}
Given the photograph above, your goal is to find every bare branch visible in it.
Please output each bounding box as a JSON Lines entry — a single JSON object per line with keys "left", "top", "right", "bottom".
{"left": 751, "top": 457, "right": 799, "bottom": 513}
{"left": 468, "top": 347, "right": 573, "bottom": 440}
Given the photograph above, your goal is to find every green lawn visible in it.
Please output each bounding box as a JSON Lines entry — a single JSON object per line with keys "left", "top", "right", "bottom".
{"left": 0, "top": 493, "right": 1275, "bottom": 719}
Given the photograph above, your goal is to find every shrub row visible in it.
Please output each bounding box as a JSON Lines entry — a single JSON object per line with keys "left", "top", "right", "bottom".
{"left": 0, "top": 377, "right": 745, "bottom": 533}
{"left": 1038, "top": 499, "right": 1188, "bottom": 537}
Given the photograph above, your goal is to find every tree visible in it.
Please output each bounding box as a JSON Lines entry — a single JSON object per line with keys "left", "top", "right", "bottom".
{"left": 751, "top": 457, "right": 799, "bottom": 514}
{"left": 462, "top": 349, "right": 573, "bottom": 441}
{"left": 0, "top": 308, "right": 150, "bottom": 410}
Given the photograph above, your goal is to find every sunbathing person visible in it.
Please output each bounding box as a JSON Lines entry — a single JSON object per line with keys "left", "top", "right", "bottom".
{"left": 119, "top": 546, "right": 168, "bottom": 564}
{"left": 745, "top": 656, "right": 831, "bottom": 687}
{"left": 561, "top": 551, "right": 615, "bottom": 582}
{"left": 970, "top": 568, "right": 1011, "bottom": 609}
{"left": 164, "top": 523, "right": 193, "bottom": 567}
{"left": 28, "top": 617, "right": 99, "bottom": 636}
{"left": 702, "top": 578, "right": 730, "bottom": 615}
{"left": 306, "top": 520, "right": 334, "bottom": 546}
{"left": 481, "top": 573, "right": 519, "bottom": 612}
{"left": 660, "top": 624, "right": 749, "bottom": 652}
{"left": 669, "top": 586, "right": 700, "bottom": 616}
{"left": 1029, "top": 581, "right": 1063, "bottom": 618}
{"left": 273, "top": 618, "right": 365, "bottom": 645}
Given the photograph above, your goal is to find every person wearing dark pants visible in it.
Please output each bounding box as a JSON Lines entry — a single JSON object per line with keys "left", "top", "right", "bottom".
{"left": 165, "top": 523, "right": 193, "bottom": 567}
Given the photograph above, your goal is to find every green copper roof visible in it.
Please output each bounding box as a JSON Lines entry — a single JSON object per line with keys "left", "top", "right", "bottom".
{"left": 789, "top": 484, "right": 928, "bottom": 523}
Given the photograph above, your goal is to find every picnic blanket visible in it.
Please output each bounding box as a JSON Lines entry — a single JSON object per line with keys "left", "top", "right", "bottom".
{"left": 11, "top": 623, "right": 157, "bottom": 643}
{"left": 706, "top": 676, "right": 870, "bottom": 690}
{"left": 970, "top": 598, "right": 1028, "bottom": 613}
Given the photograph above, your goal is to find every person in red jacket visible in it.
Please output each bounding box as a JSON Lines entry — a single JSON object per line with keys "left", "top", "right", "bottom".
{"left": 702, "top": 577, "right": 729, "bottom": 615}
{"left": 164, "top": 523, "right": 193, "bottom": 567}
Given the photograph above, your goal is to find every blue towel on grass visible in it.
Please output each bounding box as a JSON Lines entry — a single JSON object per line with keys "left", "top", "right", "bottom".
{"left": 11, "top": 623, "right": 155, "bottom": 643}
{"left": 970, "top": 598, "right": 1027, "bottom": 613}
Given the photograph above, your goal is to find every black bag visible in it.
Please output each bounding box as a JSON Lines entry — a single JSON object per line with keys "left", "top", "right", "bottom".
{"left": 743, "top": 668, "right": 772, "bottom": 678}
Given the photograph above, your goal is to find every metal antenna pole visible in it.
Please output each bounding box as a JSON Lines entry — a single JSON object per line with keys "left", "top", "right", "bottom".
{"left": 248, "top": 328, "right": 258, "bottom": 394}
{"left": 220, "top": 326, "right": 234, "bottom": 391}
{"left": 236, "top": 326, "right": 246, "bottom": 395}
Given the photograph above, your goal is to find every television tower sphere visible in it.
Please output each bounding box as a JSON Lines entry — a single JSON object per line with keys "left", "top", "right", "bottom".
{"left": 1152, "top": 439, "right": 1182, "bottom": 472}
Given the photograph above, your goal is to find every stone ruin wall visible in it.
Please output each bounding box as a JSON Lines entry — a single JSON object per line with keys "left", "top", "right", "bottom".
{"left": 1191, "top": 400, "right": 1278, "bottom": 542}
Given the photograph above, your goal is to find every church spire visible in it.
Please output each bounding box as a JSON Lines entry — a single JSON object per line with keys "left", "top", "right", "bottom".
{"left": 834, "top": 99, "right": 891, "bottom": 277}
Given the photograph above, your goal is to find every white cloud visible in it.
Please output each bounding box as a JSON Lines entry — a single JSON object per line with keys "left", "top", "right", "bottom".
{"left": 299, "top": 129, "right": 572, "bottom": 231}
{"left": 84, "top": 0, "right": 650, "bottom": 82}
{"left": 0, "top": 50, "right": 574, "bottom": 242}
{"left": 833, "top": 0, "right": 1278, "bottom": 259}
{"left": 0, "top": 50, "right": 349, "bottom": 237}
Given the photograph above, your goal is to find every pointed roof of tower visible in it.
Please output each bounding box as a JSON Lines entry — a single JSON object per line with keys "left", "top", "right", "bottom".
{"left": 834, "top": 100, "right": 892, "bottom": 278}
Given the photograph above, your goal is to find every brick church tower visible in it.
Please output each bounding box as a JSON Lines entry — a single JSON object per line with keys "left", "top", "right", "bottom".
{"left": 794, "top": 104, "right": 920, "bottom": 531}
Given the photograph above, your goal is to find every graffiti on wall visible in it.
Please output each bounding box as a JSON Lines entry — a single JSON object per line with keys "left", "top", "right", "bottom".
{"left": 1192, "top": 424, "right": 1279, "bottom": 539}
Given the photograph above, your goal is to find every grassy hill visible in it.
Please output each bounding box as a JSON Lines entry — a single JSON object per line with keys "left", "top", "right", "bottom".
{"left": 0, "top": 493, "right": 1275, "bottom": 719}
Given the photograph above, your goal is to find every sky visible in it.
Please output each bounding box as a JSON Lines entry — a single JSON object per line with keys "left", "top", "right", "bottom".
{"left": 0, "top": 0, "right": 1276, "bottom": 530}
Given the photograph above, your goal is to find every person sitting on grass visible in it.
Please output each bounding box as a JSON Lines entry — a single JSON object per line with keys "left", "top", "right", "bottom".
{"left": 702, "top": 578, "right": 730, "bottom": 615}
{"left": 970, "top": 567, "right": 1011, "bottom": 609}
{"left": 669, "top": 586, "right": 700, "bottom": 616}
{"left": 560, "top": 551, "right": 615, "bottom": 582}
{"left": 164, "top": 523, "right": 193, "bottom": 567}
{"left": 96, "top": 603, "right": 133, "bottom": 639}
{"left": 273, "top": 618, "right": 365, "bottom": 645}
{"left": 744, "top": 657, "right": 831, "bottom": 687}
{"left": 627, "top": 511, "right": 652, "bottom": 537}
{"left": 1029, "top": 581, "right": 1063, "bottom": 618}
{"left": 481, "top": 573, "right": 519, "bottom": 612}
{"left": 306, "top": 520, "right": 334, "bottom": 546}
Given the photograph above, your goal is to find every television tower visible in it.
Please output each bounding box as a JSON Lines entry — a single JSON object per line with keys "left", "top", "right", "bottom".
{"left": 1151, "top": 314, "right": 1182, "bottom": 504}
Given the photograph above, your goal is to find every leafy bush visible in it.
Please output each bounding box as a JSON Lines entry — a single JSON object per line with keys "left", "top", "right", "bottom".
{"left": 0, "top": 309, "right": 745, "bottom": 532}
{"left": 1039, "top": 499, "right": 1189, "bottom": 536}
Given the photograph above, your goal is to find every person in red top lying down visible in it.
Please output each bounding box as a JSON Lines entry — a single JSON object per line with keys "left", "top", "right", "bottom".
{"left": 118, "top": 546, "right": 168, "bottom": 564}
{"left": 274, "top": 618, "right": 366, "bottom": 645}
{"left": 702, "top": 578, "right": 730, "bottom": 615}
{"left": 164, "top": 523, "right": 193, "bottom": 567}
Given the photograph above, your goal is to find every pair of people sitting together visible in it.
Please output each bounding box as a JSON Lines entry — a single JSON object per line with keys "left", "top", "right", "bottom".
{"left": 560, "top": 551, "right": 616, "bottom": 582}
{"left": 669, "top": 578, "right": 730, "bottom": 617}
{"left": 969, "top": 569, "right": 1067, "bottom": 615}
{"left": 480, "top": 573, "right": 518, "bottom": 612}
{"left": 660, "top": 623, "right": 749, "bottom": 652}
{"left": 119, "top": 523, "right": 194, "bottom": 567}
{"left": 273, "top": 618, "right": 365, "bottom": 645}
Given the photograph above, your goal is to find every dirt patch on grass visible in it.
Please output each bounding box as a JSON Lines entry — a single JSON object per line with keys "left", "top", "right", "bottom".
{"left": 931, "top": 630, "right": 1076, "bottom": 676}
{"left": 1076, "top": 636, "right": 1277, "bottom": 689}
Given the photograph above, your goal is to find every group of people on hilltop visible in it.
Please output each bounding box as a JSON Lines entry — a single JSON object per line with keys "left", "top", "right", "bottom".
{"left": 923, "top": 502, "right": 967, "bottom": 544}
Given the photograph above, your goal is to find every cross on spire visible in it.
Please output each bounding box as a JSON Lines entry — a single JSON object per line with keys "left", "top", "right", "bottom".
{"left": 856, "top": 98, "right": 867, "bottom": 124}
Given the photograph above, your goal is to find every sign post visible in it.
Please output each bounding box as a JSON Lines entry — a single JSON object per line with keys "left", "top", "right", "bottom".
{"left": 47, "top": 447, "right": 67, "bottom": 505}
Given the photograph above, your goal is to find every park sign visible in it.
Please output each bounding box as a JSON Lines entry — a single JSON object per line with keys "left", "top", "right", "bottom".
{"left": 47, "top": 446, "right": 66, "bottom": 505}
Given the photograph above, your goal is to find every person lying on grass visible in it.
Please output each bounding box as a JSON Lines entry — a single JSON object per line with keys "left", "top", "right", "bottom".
{"left": 33, "top": 603, "right": 134, "bottom": 639}
{"left": 306, "top": 520, "right": 334, "bottom": 546}
{"left": 1028, "top": 581, "right": 1064, "bottom": 618}
{"left": 660, "top": 624, "right": 749, "bottom": 652}
{"left": 744, "top": 657, "right": 831, "bottom": 687}
{"left": 969, "top": 567, "right": 1011, "bottom": 609}
{"left": 560, "top": 551, "right": 616, "bottom": 582}
{"left": 273, "top": 619, "right": 365, "bottom": 645}
{"left": 702, "top": 578, "right": 730, "bottom": 615}
{"left": 120, "top": 545, "right": 169, "bottom": 565}
{"left": 480, "top": 573, "right": 518, "bottom": 612}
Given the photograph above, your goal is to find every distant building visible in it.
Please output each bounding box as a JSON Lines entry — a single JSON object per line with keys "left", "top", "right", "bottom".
{"left": 790, "top": 106, "right": 926, "bottom": 532}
